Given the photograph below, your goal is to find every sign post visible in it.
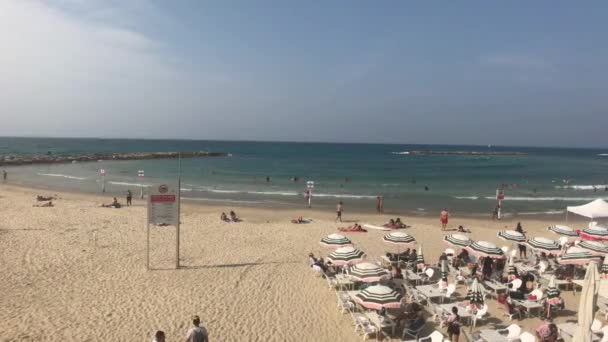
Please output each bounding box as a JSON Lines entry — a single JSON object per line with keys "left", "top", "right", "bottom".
{"left": 147, "top": 183, "right": 180, "bottom": 269}
{"left": 100, "top": 169, "right": 106, "bottom": 193}
{"left": 138, "top": 170, "right": 145, "bottom": 199}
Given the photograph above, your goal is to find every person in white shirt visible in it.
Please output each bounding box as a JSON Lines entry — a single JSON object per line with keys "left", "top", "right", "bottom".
{"left": 186, "top": 315, "right": 209, "bottom": 342}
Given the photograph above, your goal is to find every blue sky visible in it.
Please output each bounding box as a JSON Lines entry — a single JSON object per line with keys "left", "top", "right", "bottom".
{"left": 1, "top": 1, "right": 607, "bottom": 147}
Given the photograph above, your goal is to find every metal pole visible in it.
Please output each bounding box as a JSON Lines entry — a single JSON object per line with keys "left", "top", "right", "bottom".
{"left": 146, "top": 222, "right": 150, "bottom": 270}
{"left": 176, "top": 153, "right": 181, "bottom": 269}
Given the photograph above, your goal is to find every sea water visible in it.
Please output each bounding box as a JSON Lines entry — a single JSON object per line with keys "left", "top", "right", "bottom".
{"left": 1, "top": 137, "right": 607, "bottom": 216}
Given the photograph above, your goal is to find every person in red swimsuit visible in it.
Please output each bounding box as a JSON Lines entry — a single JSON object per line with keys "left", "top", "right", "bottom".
{"left": 440, "top": 209, "right": 449, "bottom": 230}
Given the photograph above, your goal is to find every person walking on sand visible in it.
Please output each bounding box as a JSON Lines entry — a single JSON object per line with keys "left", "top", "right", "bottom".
{"left": 126, "top": 190, "right": 132, "bottom": 206}
{"left": 376, "top": 196, "right": 384, "bottom": 213}
{"left": 336, "top": 201, "right": 344, "bottom": 222}
{"left": 185, "top": 315, "right": 209, "bottom": 342}
{"left": 440, "top": 209, "right": 449, "bottom": 230}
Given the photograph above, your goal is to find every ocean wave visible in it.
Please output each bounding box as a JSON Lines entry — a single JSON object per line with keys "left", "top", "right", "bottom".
{"left": 182, "top": 197, "right": 262, "bottom": 204}
{"left": 313, "top": 193, "right": 377, "bottom": 199}
{"left": 107, "top": 181, "right": 151, "bottom": 188}
{"left": 454, "top": 196, "right": 480, "bottom": 200}
{"left": 516, "top": 210, "right": 565, "bottom": 215}
{"left": 484, "top": 196, "right": 608, "bottom": 201}
{"left": 555, "top": 184, "right": 607, "bottom": 190}
{"left": 247, "top": 190, "right": 299, "bottom": 196}
{"left": 37, "top": 173, "right": 87, "bottom": 180}
{"left": 391, "top": 152, "right": 410, "bottom": 155}
{"left": 382, "top": 183, "right": 400, "bottom": 187}
{"left": 598, "top": 153, "right": 608, "bottom": 156}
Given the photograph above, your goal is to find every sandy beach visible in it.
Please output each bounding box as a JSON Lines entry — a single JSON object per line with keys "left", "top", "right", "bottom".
{"left": 0, "top": 184, "right": 591, "bottom": 341}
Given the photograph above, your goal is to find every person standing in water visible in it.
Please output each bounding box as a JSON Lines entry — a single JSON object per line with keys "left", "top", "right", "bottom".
{"left": 440, "top": 209, "right": 449, "bottom": 230}
{"left": 336, "top": 201, "right": 344, "bottom": 222}
{"left": 376, "top": 196, "right": 384, "bottom": 213}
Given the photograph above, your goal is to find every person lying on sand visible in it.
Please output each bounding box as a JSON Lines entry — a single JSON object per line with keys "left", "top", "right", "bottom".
{"left": 33, "top": 201, "right": 54, "bottom": 207}
{"left": 457, "top": 225, "right": 471, "bottom": 233}
{"left": 384, "top": 219, "right": 396, "bottom": 228}
{"left": 338, "top": 223, "right": 367, "bottom": 232}
{"left": 36, "top": 195, "right": 56, "bottom": 201}
{"left": 229, "top": 210, "right": 240, "bottom": 222}
{"left": 291, "top": 216, "right": 304, "bottom": 224}
{"left": 394, "top": 218, "right": 408, "bottom": 228}
{"left": 101, "top": 197, "right": 121, "bottom": 208}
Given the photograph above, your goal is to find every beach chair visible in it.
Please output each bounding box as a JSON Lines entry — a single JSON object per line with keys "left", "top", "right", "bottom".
{"left": 359, "top": 321, "right": 378, "bottom": 341}
{"left": 591, "top": 319, "right": 603, "bottom": 334}
{"left": 401, "top": 323, "right": 425, "bottom": 341}
{"left": 472, "top": 304, "right": 489, "bottom": 328}
{"left": 497, "top": 324, "right": 522, "bottom": 341}
{"left": 518, "top": 331, "right": 536, "bottom": 342}
{"left": 325, "top": 275, "right": 339, "bottom": 290}
{"left": 418, "top": 330, "right": 445, "bottom": 342}
{"left": 420, "top": 268, "right": 435, "bottom": 284}
{"left": 442, "top": 284, "right": 456, "bottom": 303}
{"left": 350, "top": 311, "right": 368, "bottom": 333}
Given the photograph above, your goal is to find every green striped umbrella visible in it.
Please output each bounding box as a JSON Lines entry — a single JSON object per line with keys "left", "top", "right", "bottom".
{"left": 507, "top": 255, "right": 518, "bottom": 281}
{"left": 443, "top": 233, "right": 472, "bottom": 247}
{"left": 498, "top": 230, "right": 526, "bottom": 243}
{"left": 466, "top": 278, "right": 484, "bottom": 307}
{"left": 416, "top": 245, "right": 425, "bottom": 271}
{"left": 602, "top": 257, "right": 608, "bottom": 279}
{"left": 546, "top": 275, "right": 561, "bottom": 305}
{"left": 320, "top": 234, "right": 352, "bottom": 248}
{"left": 526, "top": 237, "right": 562, "bottom": 256}
{"left": 558, "top": 247, "right": 600, "bottom": 265}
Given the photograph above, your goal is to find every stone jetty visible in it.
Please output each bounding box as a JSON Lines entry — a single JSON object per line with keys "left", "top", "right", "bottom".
{"left": 0, "top": 151, "right": 228, "bottom": 167}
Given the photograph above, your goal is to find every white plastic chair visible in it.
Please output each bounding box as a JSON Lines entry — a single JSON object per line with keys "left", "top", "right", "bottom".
{"left": 529, "top": 289, "right": 544, "bottom": 302}
{"left": 442, "top": 284, "right": 456, "bottom": 303}
{"left": 418, "top": 330, "right": 445, "bottom": 342}
{"left": 360, "top": 322, "right": 377, "bottom": 341}
{"left": 518, "top": 331, "right": 536, "bottom": 342}
{"left": 510, "top": 278, "right": 523, "bottom": 290}
{"left": 559, "top": 236, "right": 569, "bottom": 247}
{"left": 510, "top": 250, "right": 517, "bottom": 258}
{"left": 591, "top": 318, "right": 603, "bottom": 334}
{"left": 445, "top": 248, "right": 455, "bottom": 261}
{"left": 350, "top": 311, "right": 367, "bottom": 332}
{"left": 536, "top": 261, "right": 548, "bottom": 275}
{"left": 497, "top": 324, "right": 522, "bottom": 341}
{"left": 473, "top": 304, "right": 489, "bottom": 327}
{"left": 326, "top": 275, "right": 339, "bottom": 290}
{"left": 601, "top": 326, "right": 608, "bottom": 342}
{"left": 501, "top": 246, "right": 509, "bottom": 254}
{"left": 590, "top": 221, "right": 598, "bottom": 228}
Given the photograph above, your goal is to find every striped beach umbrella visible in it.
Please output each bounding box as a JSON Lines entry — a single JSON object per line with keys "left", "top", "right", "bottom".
{"left": 350, "top": 262, "right": 391, "bottom": 283}
{"left": 507, "top": 256, "right": 518, "bottom": 281}
{"left": 579, "top": 226, "right": 608, "bottom": 241}
{"left": 416, "top": 245, "right": 426, "bottom": 270}
{"left": 548, "top": 225, "right": 578, "bottom": 238}
{"left": 320, "top": 234, "right": 352, "bottom": 248}
{"left": 601, "top": 258, "right": 608, "bottom": 279}
{"left": 353, "top": 285, "right": 403, "bottom": 310}
{"left": 327, "top": 246, "right": 365, "bottom": 266}
{"left": 440, "top": 260, "right": 448, "bottom": 289}
{"left": 546, "top": 275, "right": 562, "bottom": 305}
{"left": 466, "top": 240, "right": 505, "bottom": 259}
{"left": 498, "top": 230, "right": 526, "bottom": 243}
{"left": 578, "top": 240, "right": 608, "bottom": 256}
{"left": 465, "top": 278, "right": 484, "bottom": 308}
{"left": 383, "top": 232, "right": 416, "bottom": 248}
{"left": 558, "top": 247, "right": 600, "bottom": 265}
{"left": 443, "top": 233, "right": 472, "bottom": 247}
{"left": 526, "top": 237, "right": 562, "bottom": 256}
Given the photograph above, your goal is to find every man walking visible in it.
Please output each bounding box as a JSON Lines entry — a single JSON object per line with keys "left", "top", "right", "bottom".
{"left": 376, "top": 195, "right": 384, "bottom": 213}
{"left": 185, "top": 315, "right": 208, "bottom": 342}
{"left": 126, "top": 190, "right": 132, "bottom": 206}
{"left": 336, "top": 201, "right": 343, "bottom": 222}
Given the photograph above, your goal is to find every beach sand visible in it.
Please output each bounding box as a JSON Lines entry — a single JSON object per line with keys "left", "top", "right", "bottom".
{"left": 0, "top": 184, "right": 591, "bottom": 341}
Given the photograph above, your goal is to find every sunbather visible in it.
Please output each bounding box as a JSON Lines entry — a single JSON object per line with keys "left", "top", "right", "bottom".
{"left": 229, "top": 211, "right": 239, "bottom": 222}
{"left": 457, "top": 225, "right": 471, "bottom": 233}
{"left": 383, "top": 219, "right": 396, "bottom": 228}
{"left": 394, "top": 218, "right": 407, "bottom": 228}
{"left": 33, "top": 201, "right": 54, "bottom": 207}
{"left": 101, "top": 198, "right": 121, "bottom": 208}
{"left": 291, "top": 216, "right": 304, "bottom": 224}
{"left": 36, "top": 195, "right": 56, "bottom": 201}
{"left": 338, "top": 224, "right": 367, "bottom": 232}
{"left": 220, "top": 212, "right": 228, "bottom": 221}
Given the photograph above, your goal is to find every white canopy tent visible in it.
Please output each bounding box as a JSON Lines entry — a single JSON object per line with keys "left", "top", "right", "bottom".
{"left": 567, "top": 199, "right": 608, "bottom": 220}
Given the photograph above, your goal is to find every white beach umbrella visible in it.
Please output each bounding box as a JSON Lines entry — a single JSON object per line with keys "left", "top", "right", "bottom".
{"left": 327, "top": 246, "right": 365, "bottom": 266}
{"left": 353, "top": 285, "right": 403, "bottom": 310}
{"left": 466, "top": 240, "right": 505, "bottom": 259}
{"left": 383, "top": 232, "right": 416, "bottom": 247}
{"left": 350, "top": 262, "right": 390, "bottom": 283}
{"left": 547, "top": 225, "right": 578, "bottom": 239}
{"left": 497, "top": 230, "right": 526, "bottom": 243}
{"left": 319, "top": 234, "right": 352, "bottom": 248}
{"left": 526, "top": 237, "right": 562, "bottom": 256}
{"left": 558, "top": 247, "right": 601, "bottom": 265}
{"left": 578, "top": 240, "right": 608, "bottom": 256}
{"left": 443, "top": 233, "right": 472, "bottom": 247}
{"left": 572, "top": 263, "right": 599, "bottom": 342}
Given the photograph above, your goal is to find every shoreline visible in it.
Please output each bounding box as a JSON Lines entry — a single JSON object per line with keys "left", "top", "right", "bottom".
{"left": 0, "top": 182, "right": 583, "bottom": 224}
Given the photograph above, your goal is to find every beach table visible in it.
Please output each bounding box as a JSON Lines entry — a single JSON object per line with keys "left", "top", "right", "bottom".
{"left": 513, "top": 299, "right": 543, "bottom": 317}
{"left": 364, "top": 311, "right": 397, "bottom": 339}
{"left": 558, "top": 322, "right": 602, "bottom": 342}
{"left": 405, "top": 269, "right": 422, "bottom": 284}
{"left": 484, "top": 280, "right": 507, "bottom": 297}
{"left": 514, "top": 263, "right": 536, "bottom": 274}
{"left": 541, "top": 273, "right": 573, "bottom": 291}
{"left": 438, "top": 302, "right": 473, "bottom": 326}
{"left": 478, "top": 329, "right": 508, "bottom": 342}
{"left": 416, "top": 284, "right": 445, "bottom": 303}
{"left": 336, "top": 274, "right": 354, "bottom": 290}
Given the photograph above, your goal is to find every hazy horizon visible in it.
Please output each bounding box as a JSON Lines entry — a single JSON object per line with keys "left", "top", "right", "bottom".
{"left": 1, "top": 1, "right": 607, "bottom": 148}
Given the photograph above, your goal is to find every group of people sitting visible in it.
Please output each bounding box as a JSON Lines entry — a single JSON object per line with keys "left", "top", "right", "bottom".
{"left": 308, "top": 253, "right": 335, "bottom": 274}
{"left": 338, "top": 223, "right": 367, "bottom": 232}
{"left": 101, "top": 197, "right": 122, "bottom": 208}
{"left": 383, "top": 218, "right": 408, "bottom": 229}
{"left": 220, "top": 211, "right": 240, "bottom": 222}
{"left": 33, "top": 195, "right": 56, "bottom": 207}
